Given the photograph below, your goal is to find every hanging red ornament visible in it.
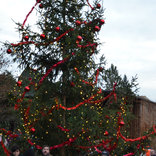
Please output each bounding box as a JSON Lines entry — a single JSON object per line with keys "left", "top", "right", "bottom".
{"left": 75, "top": 20, "right": 81, "bottom": 26}
{"left": 40, "top": 34, "right": 46, "bottom": 39}
{"left": 96, "top": 3, "right": 101, "bottom": 9}
{"left": 39, "top": 3, "right": 43, "bottom": 8}
{"left": 119, "top": 120, "right": 125, "bottom": 126}
{"left": 7, "top": 49, "right": 12, "bottom": 54}
{"left": 30, "top": 127, "right": 36, "bottom": 133}
{"left": 17, "top": 81, "right": 22, "bottom": 87}
{"left": 25, "top": 86, "right": 30, "bottom": 92}
{"left": 104, "top": 131, "right": 109, "bottom": 136}
{"left": 24, "top": 35, "right": 29, "bottom": 41}
{"left": 77, "top": 35, "right": 82, "bottom": 41}
{"left": 29, "top": 77, "right": 32, "bottom": 81}
{"left": 100, "top": 19, "right": 105, "bottom": 25}
{"left": 105, "top": 115, "right": 110, "bottom": 119}
{"left": 55, "top": 26, "right": 60, "bottom": 32}
{"left": 94, "top": 26, "right": 100, "bottom": 31}
{"left": 84, "top": 21, "right": 87, "bottom": 25}
{"left": 70, "top": 82, "right": 75, "bottom": 87}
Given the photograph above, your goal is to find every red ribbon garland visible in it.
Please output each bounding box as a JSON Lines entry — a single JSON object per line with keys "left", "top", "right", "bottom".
{"left": 59, "top": 88, "right": 102, "bottom": 110}
{"left": 94, "top": 147, "right": 102, "bottom": 154}
{"left": 77, "top": 138, "right": 114, "bottom": 151}
{"left": 11, "top": 41, "right": 36, "bottom": 47}
{"left": 86, "top": 0, "right": 94, "bottom": 10}
{"left": 27, "top": 136, "right": 77, "bottom": 150}
{"left": 77, "top": 41, "right": 97, "bottom": 56}
{"left": 11, "top": 28, "right": 74, "bottom": 47}
{"left": 21, "top": 0, "right": 94, "bottom": 29}
{"left": 39, "top": 55, "right": 70, "bottom": 85}
{"left": 57, "top": 125, "right": 70, "bottom": 132}
{"left": 88, "top": 83, "right": 117, "bottom": 104}
{"left": 77, "top": 42, "right": 97, "bottom": 49}
{"left": 14, "top": 81, "right": 33, "bottom": 110}
{"left": 22, "top": 1, "right": 39, "bottom": 28}
{"left": 0, "top": 140, "right": 11, "bottom": 156}
{"left": 117, "top": 112, "right": 156, "bottom": 142}
{"left": 75, "top": 67, "right": 100, "bottom": 86}
{"left": 58, "top": 84, "right": 117, "bottom": 111}
{"left": 119, "top": 128, "right": 155, "bottom": 142}
{"left": 0, "top": 128, "right": 19, "bottom": 138}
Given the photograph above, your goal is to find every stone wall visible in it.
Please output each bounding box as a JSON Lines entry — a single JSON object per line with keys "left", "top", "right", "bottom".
{"left": 131, "top": 96, "right": 156, "bottom": 150}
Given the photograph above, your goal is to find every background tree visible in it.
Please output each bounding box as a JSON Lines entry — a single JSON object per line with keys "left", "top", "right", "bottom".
{"left": 98, "top": 64, "right": 152, "bottom": 155}
{"left": 0, "top": 72, "right": 17, "bottom": 156}
{"left": 0, "top": 47, "right": 11, "bottom": 73}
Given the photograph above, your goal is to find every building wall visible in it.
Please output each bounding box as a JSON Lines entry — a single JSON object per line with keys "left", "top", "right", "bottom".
{"left": 140, "top": 99, "right": 156, "bottom": 133}
{"left": 131, "top": 97, "right": 156, "bottom": 149}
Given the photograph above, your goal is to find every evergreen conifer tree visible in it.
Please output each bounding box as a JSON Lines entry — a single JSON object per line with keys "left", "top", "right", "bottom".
{"left": 1, "top": 0, "right": 155, "bottom": 155}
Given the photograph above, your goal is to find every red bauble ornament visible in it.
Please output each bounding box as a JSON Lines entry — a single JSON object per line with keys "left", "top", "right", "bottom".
{"left": 25, "top": 86, "right": 30, "bottom": 92}
{"left": 119, "top": 120, "right": 125, "bottom": 126}
{"left": 30, "top": 128, "right": 36, "bottom": 133}
{"left": 100, "top": 19, "right": 105, "bottom": 25}
{"left": 84, "top": 21, "right": 87, "bottom": 24}
{"left": 69, "top": 138, "right": 73, "bottom": 142}
{"left": 40, "top": 34, "right": 45, "bottom": 39}
{"left": 77, "top": 35, "right": 82, "bottom": 41}
{"left": 104, "top": 131, "right": 109, "bottom": 136}
{"left": 7, "top": 49, "right": 12, "bottom": 54}
{"left": 105, "top": 115, "right": 110, "bottom": 119}
{"left": 39, "top": 3, "right": 43, "bottom": 8}
{"left": 55, "top": 26, "right": 60, "bottom": 32}
{"left": 29, "top": 77, "right": 32, "bottom": 81}
{"left": 70, "top": 82, "right": 75, "bottom": 87}
{"left": 24, "top": 35, "right": 29, "bottom": 41}
{"left": 97, "top": 3, "right": 101, "bottom": 9}
{"left": 17, "top": 81, "right": 22, "bottom": 87}
{"left": 94, "top": 26, "right": 100, "bottom": 31}
{"left": 75, "top": 20, "right": 81, "bottom": 26}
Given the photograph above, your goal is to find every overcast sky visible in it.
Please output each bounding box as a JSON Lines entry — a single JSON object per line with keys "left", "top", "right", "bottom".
{"left": 0, "top": 0, "right": 156, "bottom": 101}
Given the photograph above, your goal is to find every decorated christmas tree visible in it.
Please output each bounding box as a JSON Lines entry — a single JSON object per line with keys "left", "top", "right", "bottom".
{"left": 0, "top": 0, "right": 155, "bottom": 155}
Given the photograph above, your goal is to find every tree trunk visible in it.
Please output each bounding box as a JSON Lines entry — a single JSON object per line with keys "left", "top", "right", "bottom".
{"left": 60, "top": 1, "right": 67, "bottom": 155}
{"left": 60, "top": 96, "right": 66, "bottom": 156}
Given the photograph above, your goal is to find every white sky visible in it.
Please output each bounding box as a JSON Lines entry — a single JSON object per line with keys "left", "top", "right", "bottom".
{"left": 0, "top": 0, "right": 156, "bottom": 101}
{"left": 100, "top": 0, "right": 156, "bottom": 102}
